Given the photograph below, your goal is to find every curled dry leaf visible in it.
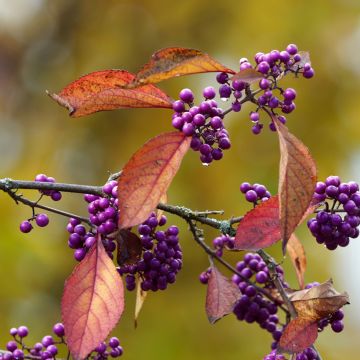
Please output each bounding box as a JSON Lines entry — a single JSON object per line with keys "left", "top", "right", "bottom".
{"left": 206, "top": 265, "right": 241, "bottom": 324}
{"left": 288, "top": 279, "right": 350, "bottom": 320}
{"left": 134, "top": 277, "right": 148, "bottom": 328}
{"left": 274, "top": 118, "right": 317, "bottom": 252}
{"left": 279, "top": 280, "right": 349, "bottom": 354}
{"left": 234, "top": 195, "right": 281, "bottom": 251}
{"left": 62, "top": 235, "right": 124, "bottom": 360}
{"left": 47, "top": 70, "right": 172, "bottom": 117}
{"left": 128, "top": 47, "right": 235, "bottom": 87}
{"left": 116, "top": 229, "right": 142, "bottom": 266}
{"left": 286, "top": 234, "right": 306, "bottom": 289}
{"left": 230, "top": 68, "right": 264, "bottom": 84}
{"left": 118, "top": 131, "right": 191, "bottom": 229}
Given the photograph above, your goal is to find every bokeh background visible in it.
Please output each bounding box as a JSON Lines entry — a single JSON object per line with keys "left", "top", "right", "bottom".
{"left": 1, "top": 0, "right": 360, "bottom": 359}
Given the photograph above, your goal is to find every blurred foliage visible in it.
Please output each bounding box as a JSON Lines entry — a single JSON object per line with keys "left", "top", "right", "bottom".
{"left": 1, "top": 0, "right": 360, "bottom": 359}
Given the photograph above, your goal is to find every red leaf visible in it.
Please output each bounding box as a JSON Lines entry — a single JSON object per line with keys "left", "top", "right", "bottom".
{"left": 230, "top": 68, "right": 264, "bottom": 84}
{"left": 62, "top": 236, "right": 124, "bottom": 360}
{"left": 286, "top": 234, "right": 306, "bottom": 289}
{"left": 47, "top": 70, "right": 172, "bottom": 117}
{"left": 118, "top": 131, "right": 190, "bottom": 229}
{"left": 234, "top": 196, "right": 281, "bottom": 251}
{"left": 206, "top": 265, "right": 241, "bottom": 324}
{"left": 274, "top": 118, "right": 317, "bottom": 252}
{"left": 128, "top": 47, "right": 235, "bottom": 87}
{"left": 279, "top": 318, "right": 318, "bottom": 354}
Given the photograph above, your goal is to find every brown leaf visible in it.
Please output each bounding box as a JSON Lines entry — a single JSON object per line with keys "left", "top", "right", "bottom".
{"left": 274, "top": 118, "right": 317, "bottom": 252}
{"left": 62, "top": 235, "right": 124, "bottom": 360}
{"left": 128, "top": 47, "right": 235, "bottom": 87}
{"left": 286, "top": 234, "right": 306, "bottom": 289}
{"left": 116, "top": 229, "right": 142, "bottom": 266}
{"left": 47, "top": 70, "right": 172, "bottom": 117}
{"left": 279, "top": 318, "right": 318, "bottom": 354}
{"left": 234, "top": 196, "right": 281, "bottom": 251}
{"left": 206, "top": 265, "right": 241, "bottom": 324}
{"left": 288, "top": 279, "right": 349, "bottom": 321}
{"left": 230, "top": 68, "right": 264, "bottom": 84}
{"left": 134, "top": 277, "right": 147, "bottom": 328}
{"left": 118, "top": 131, "right": 191, "bottom": 229}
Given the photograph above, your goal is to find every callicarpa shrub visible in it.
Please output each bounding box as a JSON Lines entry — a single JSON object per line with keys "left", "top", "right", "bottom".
{"left": 0, "top": 44, "right": 352, "bottom": 360}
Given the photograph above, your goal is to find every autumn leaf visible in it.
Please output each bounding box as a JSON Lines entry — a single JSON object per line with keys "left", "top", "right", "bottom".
{"left": 230, "top": 68, "right": 264, "bottom": 84}
{"left": 286, "top": 234, "right": 306, "bottom": 289}
{"left": 279, "top": 318, "right": 318, "bottom": 354}
{"left": 279, "top": 280, "right": 349, "bottom": 353}
{"left": 116, "top": 229, "right": 142, "bottom": 266}
{"left": 47, "top": 70, "right": 172, "bottom": 117}
{"left": 118, "top": 131, "right": 191, "bottom": 229}
{"left": 206, "top": 265, "right": 241, "bottom": 324}
{"left": 62, "top": 236, "right": 124, "bottom": 360}
{"left": 156, "top": 193, "right": 168, "bottom": 221}
{"left": 134, "top": 277, "right": 148, "bottom": 328}
{"left": 234, "top": 196, "right": 281, "bottom": 251}
{"left": 127, "top": 47, "right": 235, "bottom": 87}
{"left": 288, "top": 279, "right": 349, "bottom": 320}
{"left": 274, "top": 118, "right": 317, "bottom": 252}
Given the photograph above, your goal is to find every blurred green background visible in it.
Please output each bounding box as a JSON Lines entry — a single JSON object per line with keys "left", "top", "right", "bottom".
{"left": 1, "top": 0, "right": 360, "bottom": 359}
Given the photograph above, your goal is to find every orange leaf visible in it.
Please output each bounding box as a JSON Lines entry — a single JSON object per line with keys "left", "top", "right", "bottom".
{"left": 206, "top": 265, "right": 241, "bottom": 324}
{"left": 234, "top": 196, "right": 281, "bottom": 250}
{"left": 274, "top": 118, "right": 317, "bottom": 252}
{"left": 286, "top": 234, "right": 306, "bottom": 289}
{"left": 118, "top": 131, "right": 190, "bottom": 229}
{"left": 128, "top": 47, "right": 235, "bottom": 87}
{"left": 62, "top": 236, "right": 124, "bottom": 360}
{"left": 288, "top": 279, "right": 349, "bottom": 321}
{"left": 134, "top": 277, "right": 148, "bottom": 328}
{"left": 47, "top": 70, "right": 172, "bottom": 117}
{"left": 230, "top": 68, "right": 264, "bottom": 84}
{"left": 279, "top": 318, "right": 318, "bottom": 354}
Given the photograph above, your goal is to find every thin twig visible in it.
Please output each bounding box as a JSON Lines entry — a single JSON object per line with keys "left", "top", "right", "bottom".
{"left": 187, "top": 220, "right": 289, "bottom": 314}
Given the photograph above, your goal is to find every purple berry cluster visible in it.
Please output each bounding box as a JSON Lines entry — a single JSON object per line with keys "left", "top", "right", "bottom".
{"left": 231, "top": 253, "right": 286, "bottom": 338}
{"left": 240, "top": 182, "right": 271, "bottom": 204}
{"left": 34, "top": 174, "right": 62, "bottom": 201}
{"left": 307, "top": 176, "right": 360, "bottom": 250}
{"left": 0, "top": 323, "right": 123, "bottom": 360}
{"left": 118, "top": 213, "right": 183, "bottom": 292}
{"left": 171, "top": 88, "right": 231, "bottom": 164}
{"left": 212, "top": 234, "right": 235, "bottom": 257}
{"left": 19, "top": 213, "right": 50, "bottom": 234}
{"left": 66, "top": 180, "right": 119, "bottom": 261}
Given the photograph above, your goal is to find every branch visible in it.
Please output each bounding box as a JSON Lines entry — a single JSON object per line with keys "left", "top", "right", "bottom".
{"left": 187, "top": 220, "right": 289, "bottom": 315}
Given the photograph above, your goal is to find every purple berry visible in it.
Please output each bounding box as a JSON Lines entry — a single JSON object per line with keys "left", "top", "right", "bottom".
{"left": 35, "top": 214, "right": 49, "bottom": 227}
{"left": 172, "top": 100, "right": 185, "bottom": 113}
{"left": 179, "top": 88, "right": 194, "bottom": 103}
{"left": 245, "top": 190, "right": 258, "bottom": 203}
{"left": 286, "top": 44, "right": 298, "bottom": 55}
{"left": 53, "top": 323, "right": 65, "bottom": 337}
{"left": 17, "top": 326, "right": 28, "bottom": 338}
{"left": 20, "top": 221, "right": 33, "bottom": 233}
{"left": 203, "top": 86, "right": 216, "bottom": 99}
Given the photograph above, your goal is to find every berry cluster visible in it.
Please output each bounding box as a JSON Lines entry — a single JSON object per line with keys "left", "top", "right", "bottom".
{"left": 216, "top": 44, "right": 313, "bottom": 135}
{"left": 19, "top": 174, "right": 58, "bottom": 234}
{"left": 118, "top": 213, "right": 183, "bottom": 292}
{"left": 35, "top": 174, "right": 62, "bottom": 201}
{"left": 171, "top": 88, "right": 231, "bottom": 164}
{"left": 240, "top": 182, "right": 271, "bottom": 204}
{"left": 212, "top": 234, "right": 235, "bottom": 257}
{"left": 231, "top": 253, "right": 286, "bottom": 340}
{"left": 307, "top": 176, "right": 360, "bottom": 250}
{"left": 0, "top": 323, "right": 123, "bottom": 360}
{"left": 66, "top": 180, "right": 118, "bottom": 261}
{"left": 263, "top": 348, "right": 318, "bottom": 360}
